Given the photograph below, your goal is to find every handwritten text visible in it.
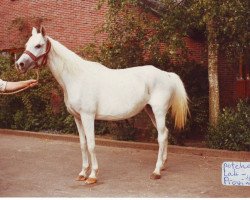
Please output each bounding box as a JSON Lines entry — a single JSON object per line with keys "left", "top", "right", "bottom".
{"left": 222, "top": 162, "right": 250, "bottom": 186}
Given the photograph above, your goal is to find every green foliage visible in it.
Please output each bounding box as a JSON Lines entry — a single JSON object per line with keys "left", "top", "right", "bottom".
{"left": 186, "top": 0, "right": 250, "bottom": 59}
{"left": 81, "top": 0, "right": 190, "bottom": 68}
{"left": 99, "top": 0, "right": 249, "bottom": 60}
{"left": 206, "top": 100, "right": 250, "bottom": 151}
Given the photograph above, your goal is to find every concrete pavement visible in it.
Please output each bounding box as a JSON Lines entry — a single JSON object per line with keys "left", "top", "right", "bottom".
{"left": 0, "top": 132, "right": 249, "bottom": 197}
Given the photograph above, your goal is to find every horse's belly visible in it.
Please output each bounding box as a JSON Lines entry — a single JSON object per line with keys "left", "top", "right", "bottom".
{"left": 95, "top": 100, "right": 147, "bottom": 121}
{"left": 95, "top": 82, "right": 149, "bottom": 121}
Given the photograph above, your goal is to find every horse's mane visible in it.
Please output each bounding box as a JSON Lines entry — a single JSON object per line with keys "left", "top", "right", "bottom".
{"left": 47, "top": 36, "right": 85, "bottom": 73}
{"left": 47, "top": 36, "right": 106, "bottom": 74}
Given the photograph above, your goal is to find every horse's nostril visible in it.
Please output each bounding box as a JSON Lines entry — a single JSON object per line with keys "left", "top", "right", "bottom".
{"left": 19, "top": 62, "right": 24, "bottom": 67}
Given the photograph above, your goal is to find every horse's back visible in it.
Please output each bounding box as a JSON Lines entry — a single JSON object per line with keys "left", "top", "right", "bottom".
{"left": 122, "top": 65, "right": 175, "bottom": 93}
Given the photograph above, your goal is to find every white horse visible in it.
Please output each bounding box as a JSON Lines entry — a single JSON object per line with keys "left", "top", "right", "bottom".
{"left": 16, "top": 27, "right": 189, "bottom": 184}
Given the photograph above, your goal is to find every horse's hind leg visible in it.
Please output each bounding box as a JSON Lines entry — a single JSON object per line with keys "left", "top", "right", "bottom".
{"left": 74, "top": 117, "right": 90, "bottom": 181}
{"left": 145, "top": 105, "right": 156, "bottom": 127}
{"left": 148, "top": 105, "right": 169, "bottom": 179}
{"left": 145, "top": 105, "right": 168, "bottom": 172}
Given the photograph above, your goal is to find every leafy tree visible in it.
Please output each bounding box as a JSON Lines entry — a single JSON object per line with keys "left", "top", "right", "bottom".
{"left": 187, "top": 0, "right": 250, "bottom": 125}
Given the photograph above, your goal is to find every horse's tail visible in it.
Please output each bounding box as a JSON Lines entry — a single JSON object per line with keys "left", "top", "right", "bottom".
{"left": 169, "top": 73, "right": 189, "bottom": 129}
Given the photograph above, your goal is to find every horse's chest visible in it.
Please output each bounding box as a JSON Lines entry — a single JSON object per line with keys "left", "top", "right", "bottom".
{"left": 64, "top": 93, "right": 95, "bottom": 118}
{"left": 64, "top": 96, "right": 81, "bottom": 117}
{"left": 66, "top": 102, "right": 79, "bottom": 117}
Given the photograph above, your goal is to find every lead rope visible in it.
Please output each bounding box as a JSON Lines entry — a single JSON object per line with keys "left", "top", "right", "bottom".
{"left": 0, "top": 69, "right": 39, "bottom": 95}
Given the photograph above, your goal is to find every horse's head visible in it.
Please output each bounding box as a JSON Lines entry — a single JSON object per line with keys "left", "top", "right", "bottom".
{"left": 16, "top": 26, "right": 51, "bottom": 73}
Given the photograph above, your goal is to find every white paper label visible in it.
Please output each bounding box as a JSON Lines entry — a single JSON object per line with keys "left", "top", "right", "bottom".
{"left": 222, "top": 162, "right": 250, "bottom": 186}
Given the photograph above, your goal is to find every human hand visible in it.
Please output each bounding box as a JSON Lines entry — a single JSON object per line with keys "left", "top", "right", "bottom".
{"left": 24, "top": 79, "right": 38, "bottom": 88}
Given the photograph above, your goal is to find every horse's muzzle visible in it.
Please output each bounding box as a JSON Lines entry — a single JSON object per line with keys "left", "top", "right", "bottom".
{"left": 16, "top": 55, "right": 34, "bottom": 73}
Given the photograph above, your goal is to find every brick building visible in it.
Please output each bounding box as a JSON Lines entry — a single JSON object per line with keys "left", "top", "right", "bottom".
{"left": 0, "top": 0, "right": 249, "bottom": 107}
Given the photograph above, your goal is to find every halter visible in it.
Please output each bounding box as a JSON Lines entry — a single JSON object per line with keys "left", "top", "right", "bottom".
{"left": 24, "top": 39, "right": 51, "bottom": 68}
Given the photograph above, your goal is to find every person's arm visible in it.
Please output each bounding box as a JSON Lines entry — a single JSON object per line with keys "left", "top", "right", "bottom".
{"left": 5, "top": 80, "right": 38, "bottom": 92}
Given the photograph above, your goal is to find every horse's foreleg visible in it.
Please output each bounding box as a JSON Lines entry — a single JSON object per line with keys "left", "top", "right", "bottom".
{"left": 74, "top": 117, "right": 89, "bottom": 181}
{"left": 81, "top": 114, "right": 98, "bottom": 184}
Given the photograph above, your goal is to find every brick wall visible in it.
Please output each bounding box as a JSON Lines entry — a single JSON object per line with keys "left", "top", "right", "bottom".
{"left": 0, "top": 0, "right": 107, "bottom": 51}
{"left": 184, "top": 37, "right": 207, "bottom": 65}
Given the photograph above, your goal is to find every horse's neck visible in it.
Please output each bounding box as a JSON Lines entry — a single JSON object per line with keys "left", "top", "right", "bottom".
{"left": 46, "top": 37, "right": 109, "bottom": 97}
{"left": 47, "top": 37, "right": 86, "bottom": 91}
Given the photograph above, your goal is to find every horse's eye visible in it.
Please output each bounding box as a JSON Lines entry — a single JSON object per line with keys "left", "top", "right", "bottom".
{"left": 35, "top": 44, "right": 42, "bottom": 49}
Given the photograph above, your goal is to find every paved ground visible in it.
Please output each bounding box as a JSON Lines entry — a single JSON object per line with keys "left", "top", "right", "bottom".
{"left": 0, "top": 133, "right": 249, "bottom": 197}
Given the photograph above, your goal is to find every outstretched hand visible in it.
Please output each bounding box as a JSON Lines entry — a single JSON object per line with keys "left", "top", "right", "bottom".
{"left": 24, "top": 79, "right": 38, "bottom": 88}
{"left": 5, "top": 79, "right": 38, "bottom": 92}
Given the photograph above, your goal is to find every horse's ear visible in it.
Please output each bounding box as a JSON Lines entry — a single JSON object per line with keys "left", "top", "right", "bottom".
{"left": 40, "top": 26, "right": 46, "bottom": 37}
{"left": 32, "top": 27, "right": 38, "bottom": 35}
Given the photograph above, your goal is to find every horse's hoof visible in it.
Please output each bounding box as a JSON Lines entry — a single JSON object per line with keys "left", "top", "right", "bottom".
{"left": 85, "top": 178, "right": 97, "bottom": 184}
{"left": 76, "top": 175, "right": 87, "bottom": 181}
{"left": 150, "top": 173, "right": 161, "bottom": 180}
